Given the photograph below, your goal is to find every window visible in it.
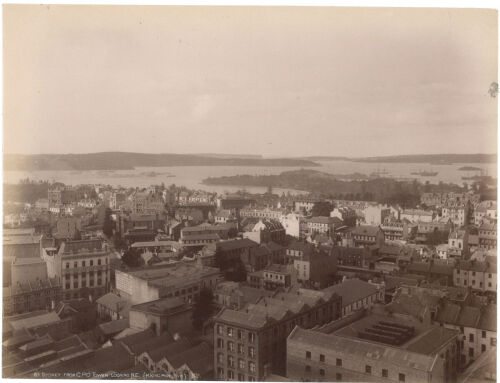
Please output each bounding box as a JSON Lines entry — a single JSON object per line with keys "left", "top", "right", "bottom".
{"left": 399, "top": 373, "right": 406, "bottom": 382}
{"left": 237, "top": 373, "right": 244, "bottom": 381}
{"left": 227, "top": 356, "right": 234, "bottom": 368}
{"left": 238, "top": 344, "right": 244, "bottom": 354}
{"left": 217, "top": 338, "right": 224, "bottom": 348}
{"left": 65, "top": 263, "right": 70, "bottom": 269}
{"left": 248, "top": 362, "right": 256, "bottom": 373}
{"left": 98, "top": 259, "right": 101, "bottom": 265}
{"left": 469, "top": 334, "right": 474, "bottom": 342}
{"left": 319, "top": 354, "right": 325, "bottom": 362}
{"left": 335, "top": 373, "right": 342, "bottom": 381}
{"left": 306, "top": 351, "right": 311, "bottom": 360}
{"left": 238, "top": 359, "right": 245, "bottom": 369}
{"left": 82, "top": 261, "right": 86, "bottom": 267}
{"left": 227, "top": 370, "right": 234, "bottom": 380}
{"left": 336, "top": 358, "right": 342, "bottom": 367}
{"left": 227, "top": 327, "right": 233, "bottom": 337}
{"left": 481, "top": 344, "right": 486, "bottom": 352}
{"left": 248, "top": 347, "right": 255, "bottom": 357}
{"left": 365, "top": 365, "right": 371, "bottom": 374}
{"left": 237, "top": 330, "right": 243, "bottom": 340}
{"left": 90, "top": 260, "right": 94, "bottom": 266}
{"left": 248, "top": 377, "right": 256, "bottom": 382}
{"left": 469, "top": 348, "right": 474, "bottom": 357}
{"left": 248, "top": 332, "right": 255, "bottom": 343}
{"left": 228, "top": 341, "right": 234, "bottom": 352}
{"left": 491, "top": 338, "right": 496, "bottom": 346}
{"left": 382, "top": 369, "right": 388, "bottom": 378}
{"left": 73, "top": 281, "right": 78, "bottom": 288}
{"left": 319, "top": 369, "right": 325, "bottom": 377}
{"left": 305, "top": 365, "right": 311, "bottom": 373}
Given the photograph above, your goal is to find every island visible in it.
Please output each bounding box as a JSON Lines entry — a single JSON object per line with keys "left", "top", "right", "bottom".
{"left": 458, "top": 166, "right": 483, "bottom": 171}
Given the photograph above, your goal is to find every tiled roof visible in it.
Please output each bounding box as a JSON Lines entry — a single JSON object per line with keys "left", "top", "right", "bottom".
{"left": 289, "top": 327, "right": 436, "bottom": 372}
{"left": 131, "top": 297, "right": 186, "bottom": 315}
{"left": 324, "top": 279, "right": 379, "bottom": 307}
{"left": 216, "top": 238, "right": 259, "bottom": 252}
{"left": 124, "top": 332, "right": 175, "bottom": 356}
{"left": 352, "top": 225, "right": 381, "bottom": 237}
{"left": 169, "top": 342, "right": 213, "bottom": 375}
{"left": 97, "top": 318, "right": 129, "bottom": 336}
{"left": 405, "top": 326, "right": 458, "bottom": 354}
{"left": 9, "top": 312, "right": 61, "bottom": 331}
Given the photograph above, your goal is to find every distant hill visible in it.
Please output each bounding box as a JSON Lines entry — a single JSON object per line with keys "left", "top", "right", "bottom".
{"left": 3, "top": 152, "right": 319, "bottom": 171}
{"left": 351, "top": 153, "right": 497, "bottom": 164}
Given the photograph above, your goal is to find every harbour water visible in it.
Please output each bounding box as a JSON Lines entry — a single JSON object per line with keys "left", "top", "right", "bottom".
{"left": 3, "top": 160, "right": 497, "bottom": 194}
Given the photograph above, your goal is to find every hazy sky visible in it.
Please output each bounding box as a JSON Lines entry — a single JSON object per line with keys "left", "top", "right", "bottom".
{"left": 3, "top": 6, "right": 498, "bottom": 157}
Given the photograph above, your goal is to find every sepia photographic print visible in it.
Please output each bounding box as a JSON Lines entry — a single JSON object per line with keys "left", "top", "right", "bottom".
{"left": 2, "top": 3, "right": 498, "bottom": 382}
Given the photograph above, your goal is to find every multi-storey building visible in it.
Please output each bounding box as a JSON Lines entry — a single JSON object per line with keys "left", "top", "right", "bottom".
{"left": 447, "top": 229, "right": 469, "bottom": 258}
{"left": 42, "top": 239, "right": 111, "bottom": 300}
{"left": 109, "top": 191, "right": 126, "bottom": 210}
{"left": 214, "top": 209, "right": 238, "bottom": 225}
{"left": 287, "top": 311, "right": 461, "bottom": 383}
{"left": 129, "top": 190, "right": 165, "bottom": 215}
{"left": 380, "top": 219, "right": 417, "bottom": 241}
{"left": 350, "top": 225, "right": 385, "bottom": 248}
{"left": 115, "top": 262, "right": 220, "bottom": 305}
{"left": 181, "top": 223, "right": 231, "bottom": 242}
{"left": 286, "top": 241, "right": 315, "bottom": 262}
{"left": 117, "top": 212, "right": 166, "bottom": 245}
{"left": 293, "top": 198, "right": 322, "bottom": 214}
{"left": 478, "top": 222, "right": 497, "bottom": 250}
{"left": 442, "top": 202, "right": 470, "bottom": 227}
{"left": 324, "top": 278, "right": 384, "bottom": 317}
{"left": 262, "top": 264, "right": 292, "bottom": 290}
{"left": 279, "top": 213, "right": 302, "bottom": 238}
{"left": 48, "top": 186, "right": 78, "bottom": 211}
{"left": 330, "top": 207, "right": 356, "bottom": 225}
{"left": 415, "top": 219, "right": 453, "bottom": 243}
{"left": 242, "top": 219, "right": 286, "bottom": 245}
{"left": 3, "top": 277, "right": 62, "bottom": 316}
{"left": 240, "top": 208, "right": 285, "bottom": 220}
{"left": 305, "top": 216, "right": 337, "bottom": 235}
{"left": 435, "top": 303, "right": 496, "bottom": 366}
{"left": 400, "top": 209, "right": 434, "bottom": 223}
{"left": 421, "top": 192, "right": 480, "bottom": 207}
{"left": 363, "top": 205, "right": 391, "bottom": 226}
{"left": 294, "top": 252, "right": 337, "bottom": 289}
{"left": 213, "top": 288, "right": 342, "bottom": 381}
{"left": 454, "top": 258, "right": 497, "bottom": 293}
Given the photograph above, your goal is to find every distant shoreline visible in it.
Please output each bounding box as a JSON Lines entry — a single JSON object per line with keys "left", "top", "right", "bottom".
{"left": 4, "top": 152, "right": 496, "bottom": 171}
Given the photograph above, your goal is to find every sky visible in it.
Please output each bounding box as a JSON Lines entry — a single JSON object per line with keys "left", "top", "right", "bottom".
{"left": 3, "top": 5, "right": 498, "bottom": 157}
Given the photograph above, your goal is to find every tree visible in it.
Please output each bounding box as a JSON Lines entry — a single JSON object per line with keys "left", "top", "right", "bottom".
{"left": 103, "top": 208, "right": 113, "bottom": 238}
{"left": 113, "top": 233, "right": 126, "bottom": 251}
{"left": 311, "top": 201, "right": 333, "bottom": 217}
{"left": 121, "top": 247, "right": 142, "bottom": 268}
{"left": 192, "top": 287, "right": 214, "bottom": 330}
